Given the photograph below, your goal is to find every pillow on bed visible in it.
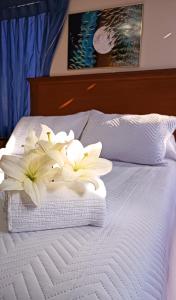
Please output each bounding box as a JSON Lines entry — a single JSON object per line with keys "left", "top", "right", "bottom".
{"left": 6, "top": 111, "right": 89, "bottom": 154}
{"left": 166, "top": 134, "right": 176, "bottom": 160}
{"left": 81, "top": 110, "right": 176, "bottom": 165}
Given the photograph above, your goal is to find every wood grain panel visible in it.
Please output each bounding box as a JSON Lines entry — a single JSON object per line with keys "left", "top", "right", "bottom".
{"left": 28, "top": 69, "right": 176, "bottom": 118}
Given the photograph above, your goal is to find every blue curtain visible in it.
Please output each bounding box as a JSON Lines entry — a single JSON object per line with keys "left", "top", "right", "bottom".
{"left": 0, "top": 0, "right": 69, "bottom": 138}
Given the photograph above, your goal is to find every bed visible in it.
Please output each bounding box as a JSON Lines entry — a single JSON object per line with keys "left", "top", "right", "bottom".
{"left": 0, "top": 68, "right": 176, "bottom": 300}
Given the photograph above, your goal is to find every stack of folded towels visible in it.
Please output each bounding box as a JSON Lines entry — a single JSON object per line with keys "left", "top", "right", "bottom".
{"left": 0, "top": 125, "right": 112, "bottom": 232}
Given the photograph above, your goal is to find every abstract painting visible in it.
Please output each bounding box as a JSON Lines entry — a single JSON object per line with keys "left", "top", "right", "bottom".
{"left": 68, "top": 4, "right": 143, "bottom": 70}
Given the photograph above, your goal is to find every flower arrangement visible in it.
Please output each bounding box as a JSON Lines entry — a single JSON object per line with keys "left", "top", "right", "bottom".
{"left": 0, "top": 125, "right": 112, "bottom": 206}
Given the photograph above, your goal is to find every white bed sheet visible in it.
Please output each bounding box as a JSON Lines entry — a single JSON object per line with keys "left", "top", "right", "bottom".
{"left": 167, "top": 216, "right": 176, "bottom": 300}
{"left": 0, "top": 160, "right": 176, "bottom": 300}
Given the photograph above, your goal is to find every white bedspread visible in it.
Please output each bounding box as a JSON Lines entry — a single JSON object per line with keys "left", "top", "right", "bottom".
{"left": 0, "top": 160, "right": 176, "bottom": 300}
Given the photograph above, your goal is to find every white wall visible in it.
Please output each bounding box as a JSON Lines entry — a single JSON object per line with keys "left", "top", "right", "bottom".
{"left": 50, "top": 0, "right": 176, "bottom": 76}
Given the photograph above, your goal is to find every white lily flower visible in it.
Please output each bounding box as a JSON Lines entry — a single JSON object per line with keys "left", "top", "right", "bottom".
{"left": 55, "top": 140, "right": 112, "bottom": 191}
{"left": 39, "top": 124, "right": 74, "bottom": 144}
{"left": 37, "top": 125, "right": 74, "bottom": 167}
{"left": 23, "top": 125, "right": 74, "bottom": 167}
{"left": 24, "top": 130, "right": 38, "bottom": 154}
{"left": 0, "top": 154, "right": 59, "bottom": 206}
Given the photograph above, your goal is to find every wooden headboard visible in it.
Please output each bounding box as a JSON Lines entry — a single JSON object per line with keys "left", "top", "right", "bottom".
{"left": 29, "top": 68, "right": 176, "bottom": 117}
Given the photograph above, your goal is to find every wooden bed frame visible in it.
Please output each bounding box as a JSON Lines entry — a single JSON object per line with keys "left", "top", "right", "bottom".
{"left": 29, "top": 68, "right": 176, "bottom": 117}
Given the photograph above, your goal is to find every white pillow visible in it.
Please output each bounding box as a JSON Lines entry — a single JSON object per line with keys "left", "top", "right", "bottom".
{"left": 81, "top": 110, "right": 176, "bottom": 165}
{"left": 6, "top": 111, "right": 89, "bottom": 154}
{"left": 166, "top": 134, "right": 176, "bottom": 160}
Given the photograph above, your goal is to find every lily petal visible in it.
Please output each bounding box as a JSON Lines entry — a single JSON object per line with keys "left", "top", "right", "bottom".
{"left": 78, "top": 175, "right": 100, "bottom": 190}
{"left": 0, "top": 178, "right": 23, "bottom": 191}
{"left": 59, "top": 164, "right": 79, "bottom": 182}
{"left": 55, "top": 130, "right": 74, "bottom": 143}
{"left": 24, "top": 130, "right": 38, "bottom": 154}
{"left": 66, "top": 140, "right": 84, "bottom": 164}
{"left": 67, "top": 130, "right": 74, "bottom": 141}
{"left": 84, "top": 142, "right": 102, "bottom": 158}
{"left": 47, "top": 180, "right": 70, "bottom": 191}
{"left": 39, "top": 124, "right": 55, "bottom": 142}
{"left": 39, "top": 166, "right": 60, "bottom": 183}
{"left": 80, "top": 157, "right": 112, "bottom": 176}
{"left": 47, "top": 149, "right": 64, "bottom": 167}
{"left": 0, "top": 155, "right": 24, "bottom": 181}
{"left": 67, "top": 181, "right": 86, "bottom": 195}
{"left": 37, "top": 140, "right": 51, "bottom": 153}
{"left": 22, "top": 152, "right": 49, "bottom": 171}
{"left": 24, "top": 178, "right": 41, "bottom": 207}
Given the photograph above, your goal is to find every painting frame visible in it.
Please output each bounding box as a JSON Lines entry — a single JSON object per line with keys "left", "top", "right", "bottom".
{"left": 67, "top": 3, "right": 144, "bottom": 71}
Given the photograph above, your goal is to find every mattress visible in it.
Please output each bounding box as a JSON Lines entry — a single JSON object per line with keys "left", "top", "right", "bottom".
{"left": 0, "top": 160, "right": 176, "bottom": 300}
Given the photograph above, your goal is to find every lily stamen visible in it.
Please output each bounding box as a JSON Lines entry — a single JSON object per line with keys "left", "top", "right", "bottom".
{"left": 47, "top": 132, "right": 51, "bottom": 143}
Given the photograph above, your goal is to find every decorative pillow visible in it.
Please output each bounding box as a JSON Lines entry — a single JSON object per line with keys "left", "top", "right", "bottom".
{"left": 81, "top": 110, "right": 176, "bottom": 165}
{"left": 6, "top": 111, "right": 89, "bottom": 154}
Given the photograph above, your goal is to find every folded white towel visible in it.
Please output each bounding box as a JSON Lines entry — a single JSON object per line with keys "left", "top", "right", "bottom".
{"left": 7, "top": 179, "right": 106, "bottom": 232}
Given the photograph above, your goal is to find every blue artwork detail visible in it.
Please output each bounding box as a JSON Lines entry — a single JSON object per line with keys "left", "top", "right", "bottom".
{"left": 68, "top": 11, "right": 99, "bottom": 69}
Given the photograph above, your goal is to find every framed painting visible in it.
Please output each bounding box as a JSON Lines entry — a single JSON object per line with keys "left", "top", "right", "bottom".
{"left": 68, "top": 4, "right": 143, "bottom": 70}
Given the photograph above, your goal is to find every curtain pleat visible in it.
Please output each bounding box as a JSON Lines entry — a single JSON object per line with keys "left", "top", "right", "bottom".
{"left": 0, "top": 0, "right": 69, "bottom": 138}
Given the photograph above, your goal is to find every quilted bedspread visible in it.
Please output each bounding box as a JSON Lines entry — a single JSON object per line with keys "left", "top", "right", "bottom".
{"left": 0, "top": 160, "right": 176, "bottom": 300}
